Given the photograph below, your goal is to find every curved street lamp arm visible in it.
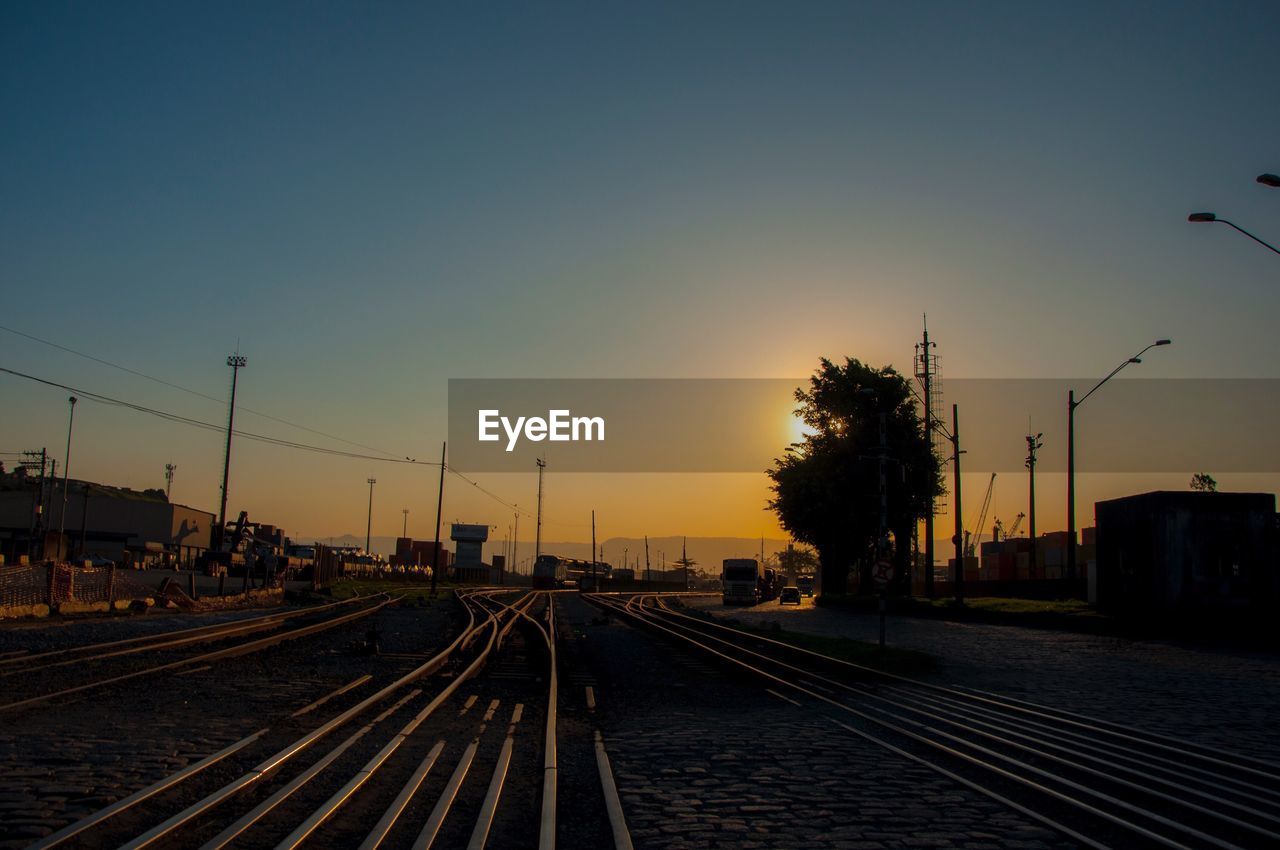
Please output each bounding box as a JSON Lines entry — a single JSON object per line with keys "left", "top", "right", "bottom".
{"left": 1218, "top": 219, "right": 1280, "bottom": 256}
{"left": 1075, "top": 342, "right": 1163, "bottom": 408}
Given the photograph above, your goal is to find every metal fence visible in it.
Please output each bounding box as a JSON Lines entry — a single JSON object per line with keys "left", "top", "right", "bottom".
{"left": 0, "top": 562, "right": 153, "bottom": 609}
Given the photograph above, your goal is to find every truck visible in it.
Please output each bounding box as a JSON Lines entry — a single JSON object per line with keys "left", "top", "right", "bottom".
{"left": 721, "top": 558, "right": 762, "bottom": 605}
{"left": 796, "top": 573, "right": 816, "bottom": 597}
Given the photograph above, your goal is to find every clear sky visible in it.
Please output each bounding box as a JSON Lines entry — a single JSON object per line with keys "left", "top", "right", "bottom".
{"left": 3, "top": 1, "right": 1278, "bottom": 553}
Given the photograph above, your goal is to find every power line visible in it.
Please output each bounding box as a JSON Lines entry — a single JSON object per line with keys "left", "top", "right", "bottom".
{"left": 2, "top": 364, "right": 540, "bottom": 519}
{"left": 0, "top": 324, "right": 403, "bottom": 459}
{"left": 1, "top": 365, "right": 432, "bottom": 465}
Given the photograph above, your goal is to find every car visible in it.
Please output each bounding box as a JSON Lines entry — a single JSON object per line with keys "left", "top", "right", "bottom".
{"left": 779, "top": 586, "right": 802, "bottom": 605}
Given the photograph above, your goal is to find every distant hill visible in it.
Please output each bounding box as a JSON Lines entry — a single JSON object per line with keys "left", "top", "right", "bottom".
{"left": 293, "top": 532, "right": 794, "bottom": 569}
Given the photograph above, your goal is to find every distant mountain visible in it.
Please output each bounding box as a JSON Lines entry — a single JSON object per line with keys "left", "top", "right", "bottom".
{"left": 292, "top": 532, "right": 793, "bottom": 569}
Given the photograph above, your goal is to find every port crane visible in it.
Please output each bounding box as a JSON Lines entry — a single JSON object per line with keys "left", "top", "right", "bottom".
{"left": 964, "top": 473, "right": 997, "bottom": 557}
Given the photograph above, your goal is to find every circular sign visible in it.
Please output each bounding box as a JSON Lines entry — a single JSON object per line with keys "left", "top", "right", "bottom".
{"left": 872, "top": 560, "right": 894, "bottom": 589}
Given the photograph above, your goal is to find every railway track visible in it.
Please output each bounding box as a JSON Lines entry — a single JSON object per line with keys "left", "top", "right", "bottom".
{"left": 588, "top": 591, "right": 1280, "bottom": 850}
{"left": 24, "top": 588, "right": 623, "bottom": 850}
{"left": 0, "top": 594, "right": 396, "bottom": 713}
{"left": 0, "top": 595, "right": 373, "bottom": 677}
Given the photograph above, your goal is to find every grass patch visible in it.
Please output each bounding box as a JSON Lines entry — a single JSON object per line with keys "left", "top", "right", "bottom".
{"left": 328, "top": 578, "right": 456, "bottom": 602}
{"left": 737, "top": 622, "right": 937, "bottom": 675}
{"left": 932, "top": 597, "right": 1094, "bottom": 617}
{"left": 666, "top": 600, "right": 936, "bottom": 675}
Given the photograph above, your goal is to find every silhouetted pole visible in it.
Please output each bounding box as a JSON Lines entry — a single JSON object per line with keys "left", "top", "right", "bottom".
{"left": 951, "top": 404, "right": 964, "bottom": 605}
{"left": 1026, "top": 431, "right": 1042, "bottom": 576}
{"left": 683, "top": 536, "right": 689, "bottom": 591}
{"left": 402, "top": 508, "right": 409, "bottom": 538}
{"left": 58, "top": 396, "right": 78, "bottom": 557}
{"left": 919, "top": 318, "right": 936, "bottom": 598}
{"left": 512, "top": 508, "right": 519, "bottom": 577}
{"left": 591, "top": 509, "right": 597, "bottom": 589}
{"left": 430, "top": 442, "right": 445, "bottom": 595}
{"left": 218, "top": 354, "right": 246, "bottom": 550}
{"left": 535, "top": 457, "right": 546, "bottom": 561}
{"left": 365, "top": 478, "right": 377, "bottom": 554}
{"left": 644, "top": 536, "right": 650, "bottom": 583}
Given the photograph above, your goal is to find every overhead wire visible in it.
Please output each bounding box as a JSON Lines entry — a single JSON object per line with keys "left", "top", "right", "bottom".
{"left": 0, "top": 324, "right": 404, "bottom": 459}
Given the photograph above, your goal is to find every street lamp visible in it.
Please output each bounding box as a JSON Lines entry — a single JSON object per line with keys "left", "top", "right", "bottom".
{"left": 1066, "top": 340, "right": 1172, "bottom": 583}
{"left": 1257, "top": 174, "right": 1280, "bottom": 188}
{"left": 1188, "top": 212, "right": 1280, "bottom": 256}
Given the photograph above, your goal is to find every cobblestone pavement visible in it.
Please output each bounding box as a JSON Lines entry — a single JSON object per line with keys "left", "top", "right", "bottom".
{"left": 558, "top": 595, "right": 1077, "bottom": 850}
{"left": 686, "top": 596, "right": 1280, "bottom": 764}
{"left": 0, "top": 597, "right": 462, "bottom": 847}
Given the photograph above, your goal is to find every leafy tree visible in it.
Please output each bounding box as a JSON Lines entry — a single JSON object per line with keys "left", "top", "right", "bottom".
{"left": 1190, "top": 472, "right": 1218, "bottom": 492}
{"left": 768, "top": 358, "right": 942, "bottom": 596}
{"left": 776, "top": 544, "right": 819, "bottom": 577}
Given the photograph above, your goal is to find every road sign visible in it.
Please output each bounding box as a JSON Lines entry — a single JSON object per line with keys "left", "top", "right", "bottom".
{"left": 872, "top": 559, "right": 894, "bottom": 589}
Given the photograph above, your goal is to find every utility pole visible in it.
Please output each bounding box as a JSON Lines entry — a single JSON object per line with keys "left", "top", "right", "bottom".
{"left": 591, "top": 509, "right": 597, "bottom": 589}
{"left": 218, "top": 354, "right": 247, "bottom": 550}
{"left": 58, "top": 396, "right": 78, "bottom": 558}
{"left": 164, "top": 463, "right": 177, "bottom": 501}
{"left": 512, "top": 508, "right": 519, "bottom": 578}
{"left": 79, "top": 485, "right": 90, "bottom": 559}
{"left": 535, "top": 457, "right": 546, "bottom": 561}
{"left": 24, "top": 449, "right": 47, "bottom": 558}
{"left": 365, "top": 478, "right": 377, "bottom": 554}
{"left": 402, "top": 508, "right": 409, "bottom": 539}
{"left": 644, "top": 536, "right": 650, "bottom": 583}
{"left": 916, "top": 316, "right": 937, "bottom": 598}
{"left": 951, "top": 404, "right": 964, "bottom": 605}
{"left": 430, "top": 442, "right": 446, "bottom": 595}
{"left": 1026, "top": 429, "right": 1043, "bottom": 577}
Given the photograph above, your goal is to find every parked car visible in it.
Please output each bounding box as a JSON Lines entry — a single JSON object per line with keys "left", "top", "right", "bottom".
{"left": 779, "top": 586, "right": 802, "bottom": 605}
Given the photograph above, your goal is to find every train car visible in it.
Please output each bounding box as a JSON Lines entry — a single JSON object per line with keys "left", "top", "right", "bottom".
{"left": 532, "top": 555, "right": 567, "bottom": 589}
{"left": 533, "top": 555, "right": 608, "bottom": 589}
{"left": 721, "top": 558, "right": 761, "bottom": 605}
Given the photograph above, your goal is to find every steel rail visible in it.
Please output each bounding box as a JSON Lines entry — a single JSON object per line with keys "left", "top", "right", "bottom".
{"left": 847, "top": 692, "right": 1275, "bottom": 847}
{"left": 539, "top": 592, "right": 559, "bottom": 850}
{"left": 0, "top": 595, "right": 396, "bottom": 713}
{"left": 29, "top": 729, "right": 268, "bottom": 850}
{"left": 593, "top": 594, "right": 1217, "bottom": 850}
{"left": 637, "top": 594, "right": 1279, "bottom": 847}
{"left": 884, "top": 683, "right": 1280, "bottom": 817}
{"left": 465, "top": 703, "right": 524, "bottom": 850}
{"left": 0, "top": 595, "right": 369, "bottom": 673}
{"left": 106, "top": 592, "right": 486, "bottom": 849}
{"left": 593, "top": 729, "right": 635, "bottom": 850}
{"left": 648, "top": 595, "right": 1280, "bottom": 780}
{"left": 273, "top": 614, "right": 502, "bottom": 850}
{"left": 357, "top": 740, "right": 446, "bottom": 850}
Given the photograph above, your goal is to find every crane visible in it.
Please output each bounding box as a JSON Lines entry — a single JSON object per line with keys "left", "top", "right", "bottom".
{"left": 991, "top": 511, "right": 1026, "bottom": 543}
{"left": 964, "top": 473, "right": 997, "bottom": 557}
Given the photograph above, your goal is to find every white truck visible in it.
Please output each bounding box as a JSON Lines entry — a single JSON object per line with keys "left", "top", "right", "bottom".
{"left": 721, "top": 558, "right": 761, "bottom": 605}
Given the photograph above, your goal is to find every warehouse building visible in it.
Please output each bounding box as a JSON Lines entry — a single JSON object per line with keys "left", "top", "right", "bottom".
{"left": 1094, "top": 491, "right": 1277, "bottom": 617}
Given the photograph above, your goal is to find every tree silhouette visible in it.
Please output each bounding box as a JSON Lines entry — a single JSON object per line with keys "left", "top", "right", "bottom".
{"left": 768, "top": 358, "right": 942, "bottom": 596}
{"left": 1190, "top": 472, "right": 1218, "bottom": 492}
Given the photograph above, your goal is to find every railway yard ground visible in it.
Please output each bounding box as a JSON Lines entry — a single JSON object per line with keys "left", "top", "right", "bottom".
{"left": 0, "top": 587, "right": 1276, "bottom": 850}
